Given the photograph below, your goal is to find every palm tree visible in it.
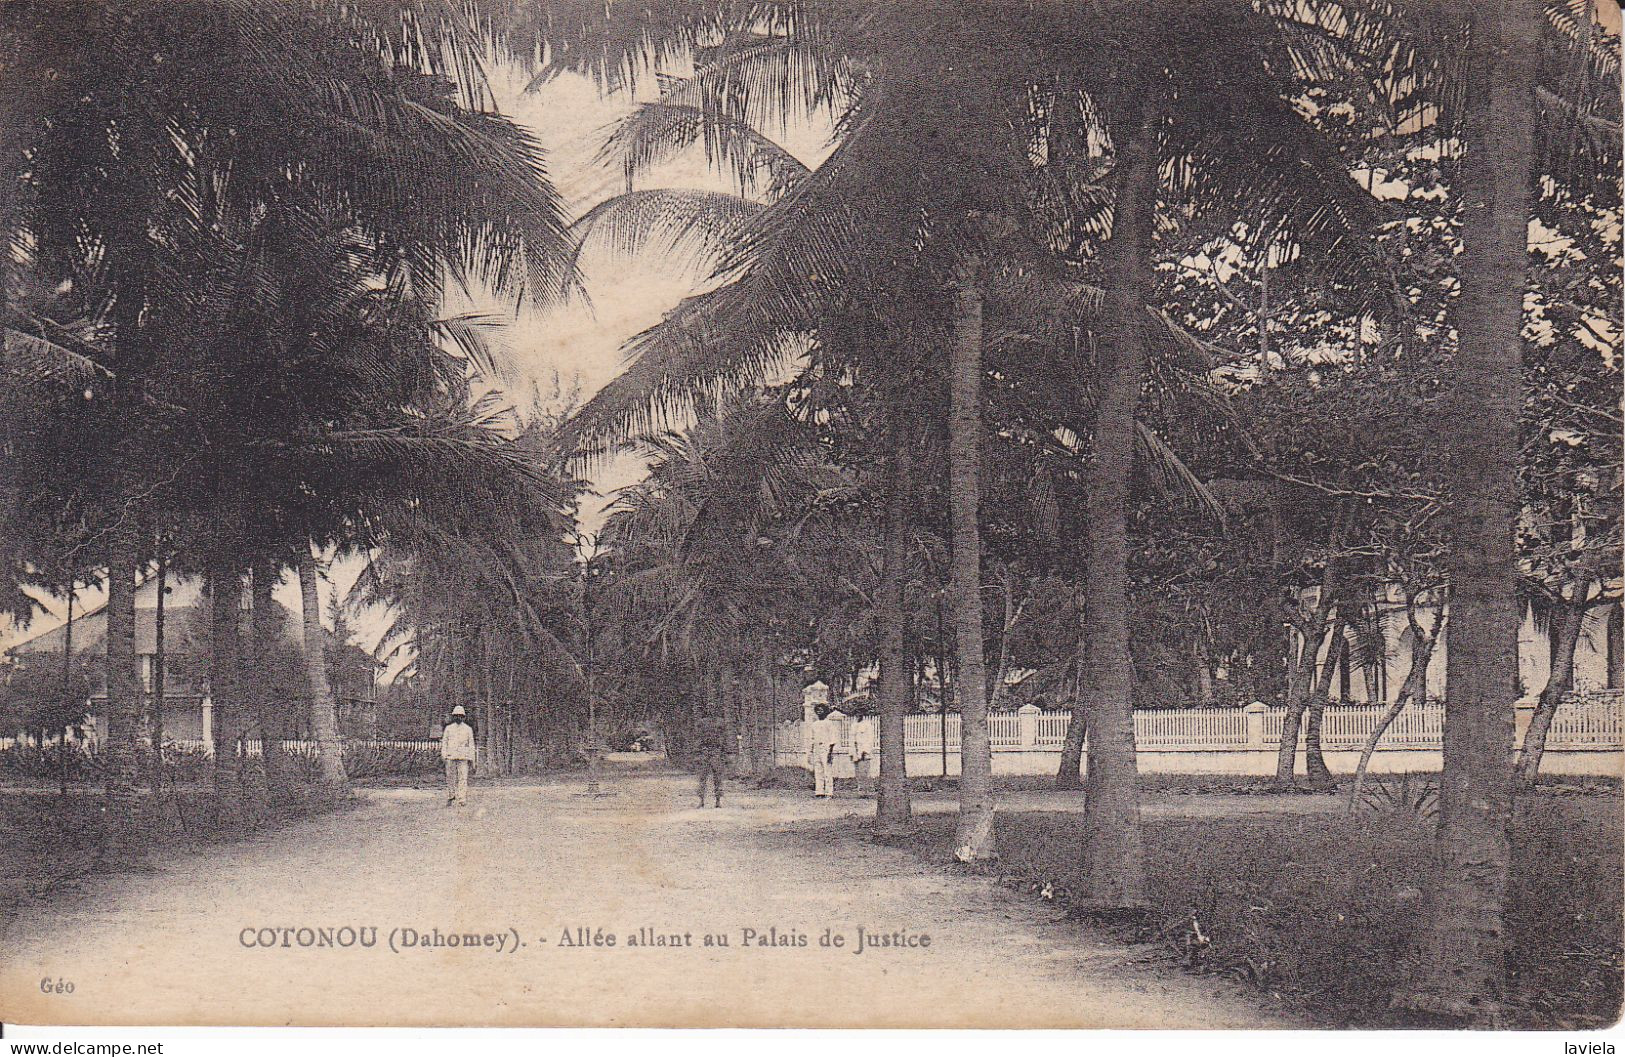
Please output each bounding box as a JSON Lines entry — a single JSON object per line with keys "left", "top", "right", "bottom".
{"left": 1392, "top": 0, "right": 1540, "bottom": 1020}
{"left": 353, "top": 394, "right": 586, "bottom": 755}
{"left": 1279, "top": 0, "right": 1620, "bottom": 1017}
{"left": 872, "top": 431, "right": 916, "bottom": 837}
{"left": 296, "top": 549, "right": 350, "bottom": 788}
{"left": 553, "top": 64, "right": 937, "bottom": 831}
{"left": 593, "top": 397, "right": 842, "bottom": 758}
{"left": 1074, "top": 86, "right": 1161, "bottom": 902}
{"left": 3, "top": 0, "right": 577, "bottom": 824}
{"left": 942, "top": 252, "right": 997, "bottom": 858}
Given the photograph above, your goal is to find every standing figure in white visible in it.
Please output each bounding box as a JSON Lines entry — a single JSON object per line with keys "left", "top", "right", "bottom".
{"left": 440, "top": 705, "right": 477, "bottom": 806}
{"left": 807, "top": 704, "right": 840, "bottom": 798}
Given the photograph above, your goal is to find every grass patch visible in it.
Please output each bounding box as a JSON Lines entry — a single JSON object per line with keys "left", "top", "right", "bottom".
{"left": 887, "top": 790, "right": 1620, "bottom": 1028}
{"left": 786, "top": 771, "right": 1368, "bottom": 797}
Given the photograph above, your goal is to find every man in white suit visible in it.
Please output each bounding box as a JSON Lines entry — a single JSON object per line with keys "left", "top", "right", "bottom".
{"left": 807, "top": 704, "right": 840, "bottom": 798}
{"left": 439, "top": 705, "right": 477, "bottom": 806}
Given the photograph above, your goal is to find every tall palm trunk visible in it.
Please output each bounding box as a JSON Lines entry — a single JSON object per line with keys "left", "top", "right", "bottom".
{"left": 207, "top": 555, "right": 244, "bottom": 803}
{"left": 477, "top": 632, "right": 499, "bottom": 775}
{"left": 297, "top": 547, "right": 349, "bottom": 789}
{"left": 875, "top": 442, "right": 914, "bottom": 838}
{"left": 727, "top": 666, "right": 753, "bottom": 777}
{"left": 1055, "top": 652, "right": 1086, "bottom": 790}
{"left": 700, "top": 663, "right": 721, "bottom": 767}
{"left": 149, "top": 558, "right": 166, "bottom": 797}
{"left": 1076, "top": 110, "right": 1158, "bottom": 909}
{"left": 1396, "top": 0, "right": 1537, "bottom": 1020}
{"left": 934, "top": 597, "right": 952, "bottom": 779}
{"left": 250, "top": 560, "right": 285, "bottom": 798}
{"left": 986, "top": 566, "right": 1024, "bottom": 708}
{"left": 1274, "top": 626, "right": 1317, "bottom": 781}
{"left": 723, "top": 666, "right": 740, "bottom": 772}
{"left": 104, "top": 528, "right": 143, "bottom": 846}
{"left": 947, "top": 258, "right": 995, "bottom": 861}
{"left": 102, "top": 257, "right": 147, "bottom": 850}
{"left": 1515, "top": 598, "right": 1586, "bottom": 788}
{"left": 750, "top": 657, "right": 771, "bottom": 775}
{"left": 60, "top": 589, "right": 74, "bottom": 797}
{"left": 1303, "top": 622, "right": 1346, "bottom": 787}
{"left": 1056, "top": 588, "right": 1087, "bottom": 789}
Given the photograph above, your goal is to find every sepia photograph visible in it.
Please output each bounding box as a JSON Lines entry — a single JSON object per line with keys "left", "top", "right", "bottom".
{"left": 0, "top": 0, "right": 1620, "bottom": 1043}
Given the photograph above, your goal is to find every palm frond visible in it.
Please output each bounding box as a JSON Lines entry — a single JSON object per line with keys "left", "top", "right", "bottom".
{"left": 569, "top": 188, "right": 765, "bottom": 277}
{"left": 1135, "top": 420, "right": 1226, "bottom": 523}
{"left": 599, "top": 97, "right": 811, "bottom": 197}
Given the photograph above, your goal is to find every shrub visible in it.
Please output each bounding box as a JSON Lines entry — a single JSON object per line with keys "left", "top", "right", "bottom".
{"left": 340, "top": 741, "right": 440, "bottom": 779}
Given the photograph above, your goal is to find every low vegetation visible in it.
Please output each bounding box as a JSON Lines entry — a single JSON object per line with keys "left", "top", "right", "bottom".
{"left": 0, "top": 782, "right": 355, "bottom": 931}
{"left": 873, "top": 792, "right": 1622, "bottom": 1028}
{"left": 0, "top": 742, "right": 441, "bottom": 785}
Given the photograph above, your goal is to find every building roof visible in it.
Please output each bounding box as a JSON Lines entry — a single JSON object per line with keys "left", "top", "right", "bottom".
{"left": 5, "top": 573, "right": 366, "bottom": 665}
{"left": 7, "top": 602, "right": 295, "bottom": 656}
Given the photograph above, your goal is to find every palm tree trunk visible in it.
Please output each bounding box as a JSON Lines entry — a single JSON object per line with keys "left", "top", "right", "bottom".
{"left": 1053, "top": 647, "right": 1079, "bottom": 787}
{"left": 1076, "top": 109, "right": 1159, "bottom": 908}
{"left": 755, "top": 650, "right": 777, "bottom": 774}
{"left": 935, "top": 597, "right": 952, "bottom": 779}
{"left": 478, "top": 633, "right": 499, "bottom": 775}
{"left": 297, "top": 548, "right": 349, "bottom": 789}
{"left": 986, "top": 567, "right": 1023, "bottom": 709}
{"left": 728, "top": 666, "right": 754, "bottom": 777}
{"left": 1056, "top": 600, "right": 1087, "bottom": 790}
{"left": 1396, "top": 0, "right": 1536, "bottom": 1020}
{"left": 875, "top": 443, "right": 914, "bottom": 838}
{"left": 1194, "top": 643, "right": 1215, "bottom": 706}
{"left": 1515, "top": 599, "right": 1585, "bottom": 789}
{"left": 741, "top": 664, "right": 759, "bottom": 776}
{"left": 60, "top": 589, "right": 74, "bottom": 798}
{"left": 103, "top": 526, "right": 144, "bottom": 850}
{"left": 947, "top": 258, "right": 995, "bottom": 861}
{"left": 250, "top": 560, "right": 285, "bottom": 798}
{"left": 1304, "top": 622, "right": 1346, "bottom": 787}
{"left": 207, "top": 555, "right": 244, "bottom": 804}
{"left": 747, "top": 662, "right": 765, "bottom": 775}
{"left": 150, "top": 558, "right": 166, "bottom": 797}
{"left": 1275, "top": 642, "right": 1311, "bottom": 782}
{"left": 744, "top": 666, "right": 763, "bottom": 774}
{"left": 98, "top": 222, "right": 151, "bottom": 852}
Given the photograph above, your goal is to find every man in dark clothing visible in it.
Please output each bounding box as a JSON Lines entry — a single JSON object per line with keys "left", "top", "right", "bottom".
{"left": 694, "top": 714, "right": 729, "bottom": 807}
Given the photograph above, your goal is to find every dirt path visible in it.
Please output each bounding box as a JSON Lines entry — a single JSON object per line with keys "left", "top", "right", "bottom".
{"left": 1, "top": 759, "right": 1291, "bottom": 1028}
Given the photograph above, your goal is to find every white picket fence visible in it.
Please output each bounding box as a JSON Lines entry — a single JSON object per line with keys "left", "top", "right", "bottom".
{"left": 0, "top": 735, "right": 442, "bottom": 755}
{"left": 776, "top": 689, "right": 1624, "bottom": 775}
{"left": 162, "top": 738, "right": 440, "bottom": 756}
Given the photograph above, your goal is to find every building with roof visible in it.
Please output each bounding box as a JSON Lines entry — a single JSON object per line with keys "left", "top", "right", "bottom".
{"left": 4, "top": 573, "right": 377, "bottom": 745}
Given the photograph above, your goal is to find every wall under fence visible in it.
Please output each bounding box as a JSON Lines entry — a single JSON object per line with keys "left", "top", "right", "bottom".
{"left": 773, "top": 691, "right": 1624, "bottom": 778}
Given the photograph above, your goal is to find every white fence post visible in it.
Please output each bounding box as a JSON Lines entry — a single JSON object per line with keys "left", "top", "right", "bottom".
{"left": 1017, "top": 704, "right": 1040, "bottom": 750}
{"left": 1244, "top": 701, "right": 1267, "bottom": 749}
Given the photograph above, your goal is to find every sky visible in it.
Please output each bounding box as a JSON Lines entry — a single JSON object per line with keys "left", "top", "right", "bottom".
{"left": 471, "top": 56, "right": 832, "bottom": 536}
